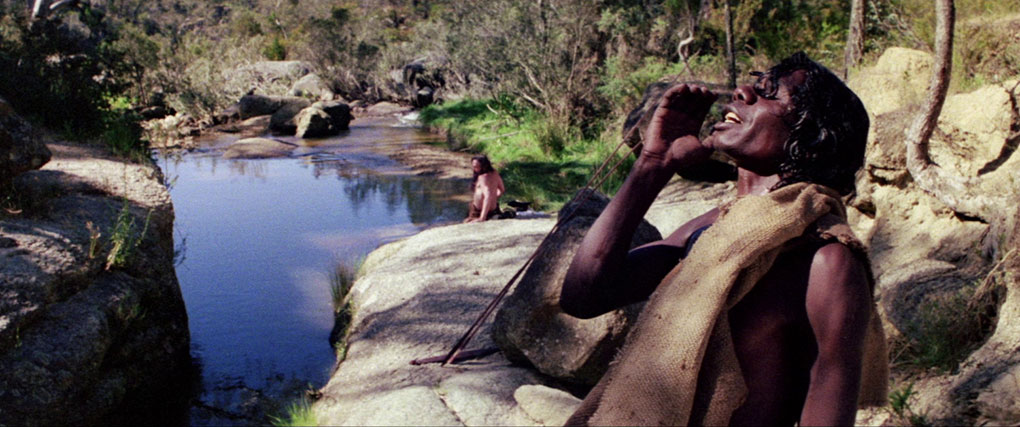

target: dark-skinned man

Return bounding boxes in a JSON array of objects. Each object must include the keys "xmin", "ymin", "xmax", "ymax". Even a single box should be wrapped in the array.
[{"xmin": 560, "ymin": 52, "xmax": 887, "ymax": 426}]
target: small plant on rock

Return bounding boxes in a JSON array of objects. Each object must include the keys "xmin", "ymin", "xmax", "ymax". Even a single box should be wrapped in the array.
[
  {"xmin": 328, "ymin": 257, "xmax": 364, "ymax": 361},
  {"xmin": 103, "ymin": 200, "xmax": 152, "ymax": 271},
  {"xmin": 888, "ymin": 383, "xmax": 930, "ymax": 426},
  {"xmin": 269, "ymin": 397, "xmax": 316, "ymax": 427}
]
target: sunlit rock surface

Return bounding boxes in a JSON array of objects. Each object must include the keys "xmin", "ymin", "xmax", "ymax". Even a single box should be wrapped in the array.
[
  {"xmin": 313, "ymin": 218, "xmax": 584, "ymax": 425},
  {"xmin": 0, "ymin": 141, "xmax": 189, "ymax": 425}
]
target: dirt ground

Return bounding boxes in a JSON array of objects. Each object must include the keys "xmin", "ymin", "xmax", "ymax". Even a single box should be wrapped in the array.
[{"xmin": 376, "ymin": 139, "xmax": 474, "ymax": 181}]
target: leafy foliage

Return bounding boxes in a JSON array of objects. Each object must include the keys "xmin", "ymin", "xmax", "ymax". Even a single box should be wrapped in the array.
[
  {"xmin": 0, "ymin": 2, "xmax": 149, "ymax": 155},
  {"xmin": 420, "ymin": 98, "xmax": 633, "ymax": 211},
  {"xmin": 3, "ymin": 0, "xmax": 1018, "ymax": 172},
  {"xmin": 893, "ymin": 282, "xmax": 999, "ymax": 373}
]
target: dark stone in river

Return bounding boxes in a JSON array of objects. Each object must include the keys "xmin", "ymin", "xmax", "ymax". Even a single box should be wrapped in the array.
[
  {"xmin": 239, "ymin": 94, "xmax": 310, "ymax": 121},
  {"xmin": 223, "ymin": 137, "xmax": 298, "ymax": 159},
  {"xmin": 0, "ymin": 96, "xmax": 51, "ymax": 186},
  {"xmin": 269, "ymin": 99, "xmax": 312, "ymax": 135},
  {"xmin": 492, "ymin": 188, "xmax": 661, "ymax": 385}
]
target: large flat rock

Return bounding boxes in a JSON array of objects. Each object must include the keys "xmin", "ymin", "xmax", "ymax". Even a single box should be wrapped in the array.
[
  {"xmin": 313, "ymin": 218, "xmax": 582, "ymax": 426},
  {"xmin": 0, "ymin": 141, "xmax": 189, "ymax": 424}
]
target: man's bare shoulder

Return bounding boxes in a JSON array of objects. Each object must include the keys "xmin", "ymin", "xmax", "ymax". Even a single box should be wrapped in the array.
[
  {"xmin": 477, "ymin": 171, "xmax": 499, "ymax": 186},
  {"xmin": 809, "ymin": 243, "xmax": 865, "ymax": 285},
  {"xmin": 805, "ymin": 241, "xmax": 871, "ymax": 329}
]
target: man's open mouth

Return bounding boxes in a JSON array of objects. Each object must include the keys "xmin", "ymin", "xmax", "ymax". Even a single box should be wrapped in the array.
[{"xmin": 724, "ymin": 111, "xmax": 742, "ymax": 124}]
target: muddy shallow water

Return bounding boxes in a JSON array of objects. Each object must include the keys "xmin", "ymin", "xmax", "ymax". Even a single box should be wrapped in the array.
[{"xmin": 157, "ymin": 117, "xmax": 468, "ymax": 424}]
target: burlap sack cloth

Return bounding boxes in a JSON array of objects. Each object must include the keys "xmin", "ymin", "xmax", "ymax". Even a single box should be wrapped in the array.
[{"xmin": 567, "ymin": 182, "xmax": 888, "ymax": 426}]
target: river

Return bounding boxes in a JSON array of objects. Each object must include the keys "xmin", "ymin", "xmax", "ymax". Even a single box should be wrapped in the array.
[{"xmin": 157, "ymin": 116, "xmax": 468, "ymax": 424}]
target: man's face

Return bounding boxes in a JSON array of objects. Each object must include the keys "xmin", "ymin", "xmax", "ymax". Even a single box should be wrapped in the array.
[
  {"xmin": 704, "ymin": 69, "xmax": 806, "ymax": 176},
  {"xmin": 472, "ymin": 159, "xmax": 482, "ymax": 174}
]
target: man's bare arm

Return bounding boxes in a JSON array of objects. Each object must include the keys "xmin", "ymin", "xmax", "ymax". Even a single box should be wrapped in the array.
[
  {"xmin": 495, "ymin": 173, "xmax": 505, "ymax": 198},
  {"xmin": 561, "ymin": 84, "xmax": 715, "ymax": 318},
  {"xmin": 477, "ymin": 173, "xmax": 499, "ymax": 221},
  {"xmin": 801, "ymin": 242, "xmax": 871, "ymax": 426}
]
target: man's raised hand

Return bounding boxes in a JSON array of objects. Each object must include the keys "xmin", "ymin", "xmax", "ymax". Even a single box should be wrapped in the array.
[{"xmin": 642, "ymin": 84, "xmax": 716, "ymax": 172}]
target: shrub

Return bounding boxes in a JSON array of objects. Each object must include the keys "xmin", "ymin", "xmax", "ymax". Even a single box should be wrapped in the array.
[
  {"xmin": 895, "ymin": 281, "xmax": 999, "ymax": 373},
  {"xmin": 0, "ymin": 3, "xmax": 135, "ymax": 137},
  {"xmin": 263, "ymin": 35, "xmax": 287, "ymax": 60}
]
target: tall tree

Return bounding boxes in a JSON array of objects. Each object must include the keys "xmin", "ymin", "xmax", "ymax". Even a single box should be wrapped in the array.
[
  {"xmin": 905, "ymin": 0, "xmax": 1012, "ymax": 251},
  {"xmin": 843, "ymin": 0, "xmax": 866, "ymax": 78},
  {"xmin": 723, "ymin": 0, "xmax": 736, "ymax": 88}
]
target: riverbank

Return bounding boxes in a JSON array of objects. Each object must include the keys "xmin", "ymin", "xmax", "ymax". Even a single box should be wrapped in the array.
[{"xmin": 0, "ymin": 139, "xmax": 191, "ymax": 424}]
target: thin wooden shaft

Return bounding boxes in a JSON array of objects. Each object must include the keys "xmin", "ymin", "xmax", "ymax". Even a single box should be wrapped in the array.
[
  {"xmin": 440, "ymin": 140, "xmax": 639, "ymax": 366},
  {"xmin": 436, "ymin": 73, "xmax": 715, "ymax": 366}
]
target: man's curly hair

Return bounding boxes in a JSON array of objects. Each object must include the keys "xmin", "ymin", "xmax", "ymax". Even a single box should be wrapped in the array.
[{"xmin": 766, "ymin": 52, "xmax": 870, "ymax": 196}]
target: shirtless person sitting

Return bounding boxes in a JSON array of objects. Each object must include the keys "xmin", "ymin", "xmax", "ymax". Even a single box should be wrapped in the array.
[
  {"xmin": 560, "ymin": 52, "xmax": 885, "ymax": 426},
  {"xmin": 464, "ymin": 155, "xmax": 505, "ymax": 223}
]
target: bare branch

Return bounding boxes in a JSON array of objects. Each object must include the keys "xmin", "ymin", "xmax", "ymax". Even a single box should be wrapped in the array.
[
  {"xmin": 518, "ymin": 62, "xmax": 549, "ymax": 108},
  {"xmin": 904, "ymin": 0, "xmax": 1006, "ymax": 221},
  {"xmin": 31, "ymin": 0, "xmax": 47, "ymax": 19},
  {"xmin": 844, "ymin": 0, "xmax": 867, "ymax": 79}
]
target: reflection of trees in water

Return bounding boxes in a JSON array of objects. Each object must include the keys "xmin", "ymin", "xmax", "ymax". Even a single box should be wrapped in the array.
[
  {"xmin": 401, "ymin": 178, "xmax": 469, "ymax": 225},
  {"xmin": 310, "ymin": 158, "xmax": 464, "ymax": 226},
  {"xmin": 346, "ymin": 176, "xmax": 465, "ymax": 226},
  {"xmin": 227, "ymin": 160, "xmax": 268, "ymax": 179},
  {"xmin": 161, "ymin": 153, "xmax": 270, "ymax": 180}
]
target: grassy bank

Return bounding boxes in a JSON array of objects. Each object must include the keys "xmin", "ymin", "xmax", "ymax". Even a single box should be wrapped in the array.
[{"xmin": 419, "ymin": 99, "xmax": 634, "ymax": 212}]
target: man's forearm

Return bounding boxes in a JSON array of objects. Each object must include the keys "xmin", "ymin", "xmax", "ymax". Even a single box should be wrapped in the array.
[
  {"xmin": 561, "ymin": 155, "xmax": 675, "ymax": 317},
  {"xmin": 479, "ymin": 192, "xmax": 494, "ymax": 220}
]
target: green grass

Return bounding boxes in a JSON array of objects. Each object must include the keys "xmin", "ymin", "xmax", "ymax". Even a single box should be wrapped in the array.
[
  {"xmin": 894, "ymin": 282, "xmax": 997, "ymax": 374},
  {"xmin": 100, "ymin": 97, "xmax": 151, "ymax": 162},
  {"xmin": 103, "ymin": 200, "xmax": 152, "ymax": 271},
  {"xmin": 419, "ymin": 98, "xmax": 633, "ymax": 212},
  {"xmin": 888, "ymin": 382, "xmax": 931, "ymax": 426},
  {"xmin": 328, "ymin": 257, "xmax": 364, "ymax": 360},
  {"xmin": 270, "ymin": 398, "xmax": 317, "ymax": 427},
  {"xmin": 329, "ymin": 257, "xmax": 364, "ymax": 311}
]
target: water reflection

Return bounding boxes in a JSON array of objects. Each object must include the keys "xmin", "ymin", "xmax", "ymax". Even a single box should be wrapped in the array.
[{"xmin": 159, "ymin": 121, "xmax": 467, "ymax": 425}]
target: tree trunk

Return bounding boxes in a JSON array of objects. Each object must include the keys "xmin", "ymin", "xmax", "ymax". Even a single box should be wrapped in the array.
[
  {"xmin": 724, "ymin": 0, "xmax": 736, "ymax": 89},
  {"xmin": 844, "ymin": 0, "xmax": 867, "ymax": 79},
  {"xmin": 31, "ymin": 0, "xmax": 47, "ymax": 19},
  {"xmin": 905, "ymin": 0, "xmax": 1009, "ymax": 244}
]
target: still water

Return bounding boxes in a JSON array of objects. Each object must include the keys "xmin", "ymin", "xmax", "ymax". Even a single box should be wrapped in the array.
[{"xmin": 157, "ymin": 117, "xmax": 467, "ymax": 423}]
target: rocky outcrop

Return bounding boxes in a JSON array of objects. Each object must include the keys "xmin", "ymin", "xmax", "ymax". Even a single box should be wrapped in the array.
[
  {"xmin": 379, "ymin": 57, "xmax": 447, "ymax": 108},
  {"xmin": 492, "ymin": 190, "xmax": 661, "ymax": 385},
  {"xmin": 230, "ymin": 60, "xmax": 314, "ymax": 98},
  {"xmin": 295, "ymin": 106, "xmax": 333, "ymax": 138},
  {"xmin": 222, "ymin": 137, "xmax": 297, "ymax": 159},
  {"xmin": 269, "ymin": 99, "xmax": 312, "ymax": 135},
  {"xmin": 0, "ymin": 97, "xmax": 51, "ymax": 186},
  {"xmin": 312, "ymin": 218, "xmax": 584, "ymax": 425},
  {"xmin": 289, "ymin": 73, "xmax": 335, "ymax": 101},
  {"xmin": 315, "ymin": 100, "xmax": 353, "ymax": 131},
  {"xmin": 361, "ymin": 101, "xmax": 413, "ymax": 117},
  {"xmin": 848, "ymin": 47, "xmax": 1020, "ymax": 425},
  {"xmin": 295, "ymin": 101, "xmax": 353, "ymax": 138},
  {"xmin": 239, "ymin": 94, "xmax": 310, "ymax": 121},
  {"xmin": 237, "ymin": 95, "xmax": 350, "ymax": 138},
  {"xmin": 0, "ymin": 141, "xmax": 190, "ymax": 425}
]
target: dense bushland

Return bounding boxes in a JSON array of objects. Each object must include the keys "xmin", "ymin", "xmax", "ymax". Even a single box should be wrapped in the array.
[
  {"xmin": 2, "ymin": 0, "xmax": 1018, "ymax": 174},
  {"xmin": 0, "ymin": 2, "xmax": 147, "ymax": 157}
]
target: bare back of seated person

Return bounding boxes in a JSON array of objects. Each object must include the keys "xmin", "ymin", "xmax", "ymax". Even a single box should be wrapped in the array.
[{"xmin": 560, "ymin": 52, "xmax": 874, "ymax": 425}]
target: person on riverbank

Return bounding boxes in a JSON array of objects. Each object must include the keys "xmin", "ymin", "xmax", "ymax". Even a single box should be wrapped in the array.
[
  {"xmin": 464, "ymin": 155, "xmax": 505, "ymax": 223},
  {"xmin": 559, "ymin": 52, "xmax": 887, "ymax": 425}
]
